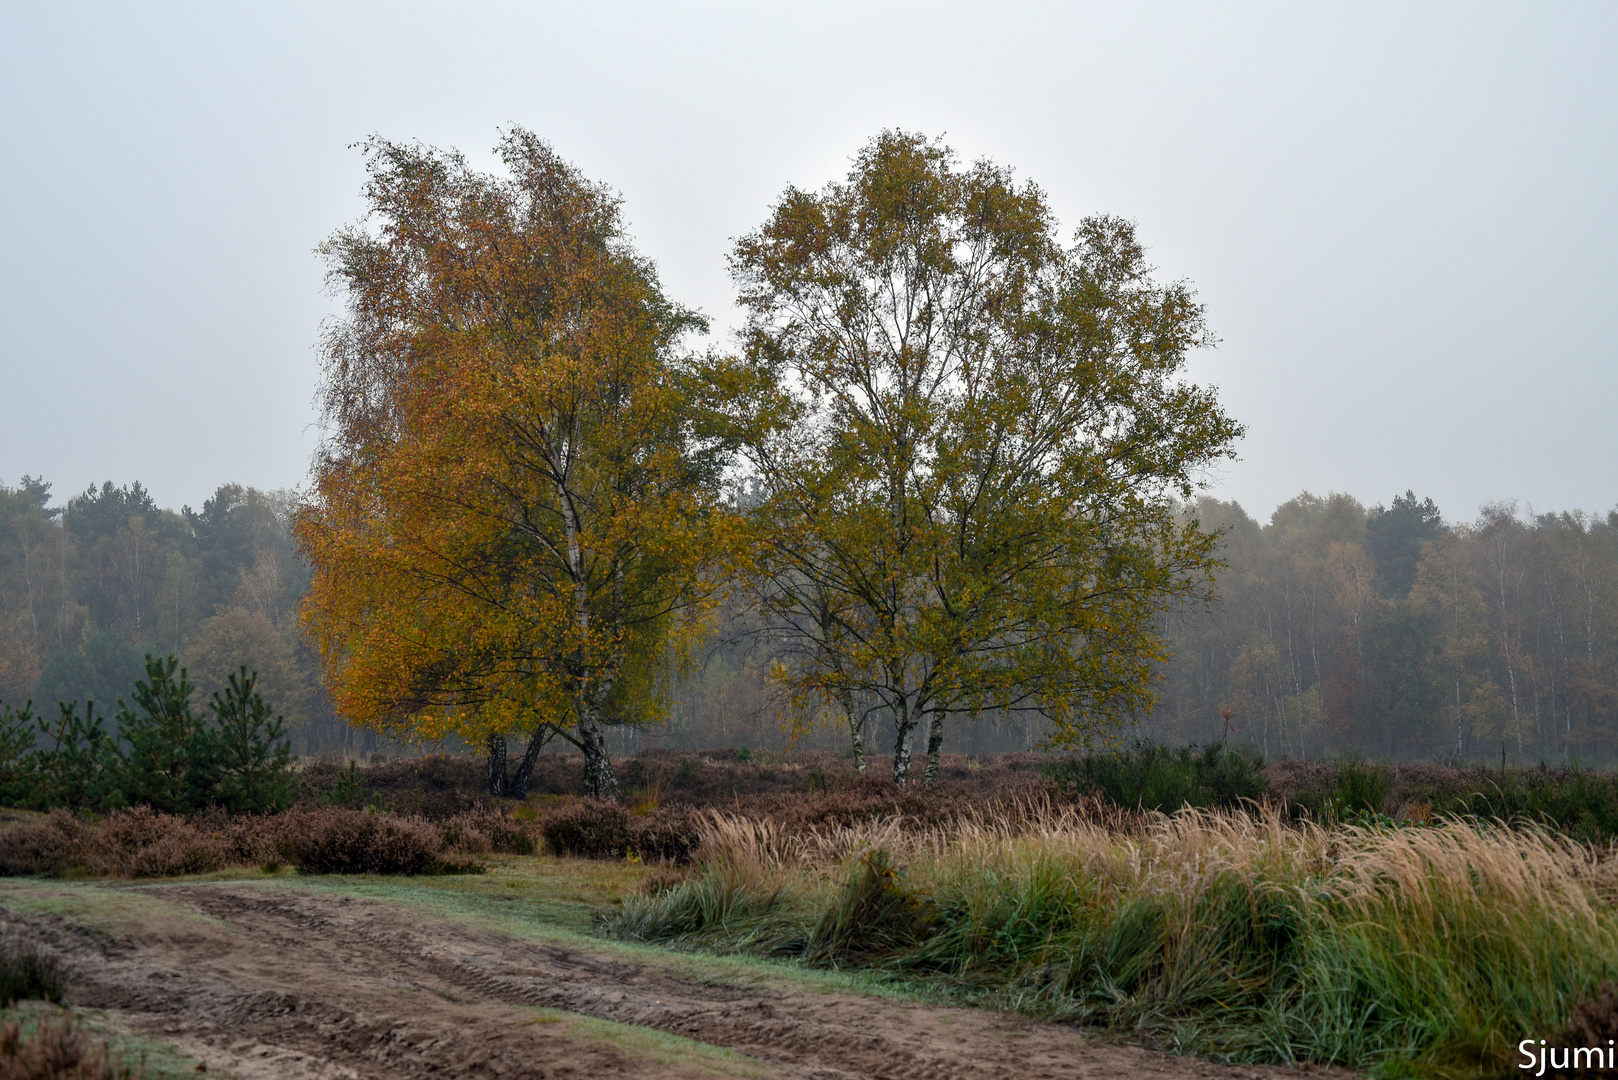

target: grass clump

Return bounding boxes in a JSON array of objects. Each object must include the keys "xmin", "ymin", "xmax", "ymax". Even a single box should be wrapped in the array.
[
  {"xmin": 0, "ymin": 933, "xmax": 63, "ymax": 1006},
  {"xmin": 608, "ymin": 806, "xmax": 1618, "ymax": 1077},
  {"xmin": 0, "ymin": 1016, "xmax": 146, "ymax": 1079}
]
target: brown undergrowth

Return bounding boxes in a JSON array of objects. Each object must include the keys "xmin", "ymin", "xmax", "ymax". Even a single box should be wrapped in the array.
[
  {"xmin": 0, "ymin": 806, "xmax": 528, "ymax": 878},
  {"xmin": 0, "ymin": 754, "xmax": 1100, "ymax": 879},
  {"xmin": 0, "ymin": 1016, "xmax": 145, "ymax": 1080}
]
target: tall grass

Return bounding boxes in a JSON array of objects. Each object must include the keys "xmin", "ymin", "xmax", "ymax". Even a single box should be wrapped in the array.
[{"xmin": 608, "ymin": 805, "xmax": 1618, "ymax": 1077}]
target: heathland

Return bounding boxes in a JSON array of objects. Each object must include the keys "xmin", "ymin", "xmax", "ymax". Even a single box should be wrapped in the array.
[{"xmin": 6, "ymin": 747, "xmax": 1618, "ymax": 1078}]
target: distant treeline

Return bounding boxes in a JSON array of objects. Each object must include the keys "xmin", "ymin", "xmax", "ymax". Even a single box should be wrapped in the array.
[
  {"xmin": 0, "ymin": 477, "xmax": 359, "ymax": 755},
  {"xmin": 2, "ymin": 477, "xmax": 1614, "ymax": 763},
  {"xmin": 1150, "ymin": 491, "xmax": 1618, "ymax": 764}
]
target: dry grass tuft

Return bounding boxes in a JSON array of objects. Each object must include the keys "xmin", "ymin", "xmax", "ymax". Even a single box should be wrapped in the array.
[
  {"xmin": 0, "ymin": 1016, "xmax": 143, "ymax": 1080},
  {"xmin": 612, "ymin": 801, "xmax": 1618, "ymax": 1077}
]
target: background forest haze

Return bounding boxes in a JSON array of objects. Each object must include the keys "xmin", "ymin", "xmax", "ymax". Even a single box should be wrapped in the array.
[
  {"xmin": 1, "ymin": 4, "xmax": 1613, "ymax": 767},
  {"xmin": 3, "ymin": 475, "xmax": 1613, "ymax": 766}
]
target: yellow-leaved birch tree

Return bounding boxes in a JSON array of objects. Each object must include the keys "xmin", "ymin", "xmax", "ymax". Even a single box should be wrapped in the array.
[{"xmin": 296, "ymin": 131, "xmax": 725, "ymax": 799}]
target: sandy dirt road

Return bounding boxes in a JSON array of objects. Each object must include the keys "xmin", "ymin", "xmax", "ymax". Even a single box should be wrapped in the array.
[{"xmin": 4, "ymin": 880, "xmax": 1354, "ymax": 1080}]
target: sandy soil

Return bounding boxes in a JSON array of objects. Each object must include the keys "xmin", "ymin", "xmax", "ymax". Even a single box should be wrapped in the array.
[{"xmin": 5, "ymin": 881, "xmax": 1356, "ymax": 1080}]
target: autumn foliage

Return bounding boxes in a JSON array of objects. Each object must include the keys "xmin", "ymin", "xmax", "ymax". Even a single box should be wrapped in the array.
[{"xmin": 296, "ymin": 131, "xmax": 726, "ymax": 797}]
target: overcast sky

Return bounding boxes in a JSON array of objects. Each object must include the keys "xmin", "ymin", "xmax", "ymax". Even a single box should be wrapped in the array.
[{"xmin": 2, "ymin": 2, "xmax": 1613, "ymax": 526}]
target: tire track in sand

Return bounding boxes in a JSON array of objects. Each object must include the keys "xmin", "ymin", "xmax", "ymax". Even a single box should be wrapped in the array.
[{"xmin": 6, "ymin": 882, "xmax": 1356, "ymax": 1080}]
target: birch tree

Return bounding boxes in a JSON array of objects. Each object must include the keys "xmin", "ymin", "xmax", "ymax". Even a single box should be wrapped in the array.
[
  {"xmin": 297, "ymin": 131, "xmax": 723, "ymax": 799},
  {"xmin": 715, "ymin": 132, "xmax": 1242, "ymax": 784}
]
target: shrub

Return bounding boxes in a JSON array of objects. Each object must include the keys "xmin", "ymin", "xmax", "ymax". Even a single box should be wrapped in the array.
[
  {"xmin": 1552, "ymin": 982, "xmax": 1618, "ymax": 1078},
  {"xmin": 1043, "ymin": 742, "xmax": 1267, "ymax": 811},
  {"xmin": 0, "ymin": 931, "xmax": 63, "ymax": 1005},
  {"xmin": 97, "ymin": 808, "xmax": 229, "ymax": 878},
  {"xmin": 0, "ymin": 1016, "xmax": 144, "ymax": 1079},
  {"xmin": 0, "ymin": 811, "xmax": 95, "ymax": 877},
  {"xmin": 276, "ymin": 807, "xmax": 458, "ymax": 875},
  {"xmin": 0, "ymin": 805, "xmax": 511, "ymax": 878},
  {"xmin": 537, "ymin": 800, "xmax": 704, "ymax": 862},
  {"xmin": 541, "ymin": 800, "xmax": 632, "ymax": 858}
]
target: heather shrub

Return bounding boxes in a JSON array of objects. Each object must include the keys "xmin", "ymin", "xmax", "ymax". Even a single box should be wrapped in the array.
[
  {"xmin": 0, "ymin": 1016, "xmax": 144, "ymax": 1079},
  {"xmin": 537, "ymin": 799, "xmax": 704, "ymax": 862},
  {"xmin": 275, "ymin": 807, "xmax": 455, "ymax": 875},
  {"xmin": 120, "ymin": 827, "xmax": 227, "ymax": 879},
  {"xmin": 629, "ymin": 806, "xmax": 704, "ymax": 862},
  {"xmin": 0, "ymin": 805, "xmax": 519, "ymax": 878},
  {"xmin": 1551, "ymin": 982, "xmax": 1618, "ymax": 1077},
  {"xmin": 541, "ymin": 800, "xmax": 632, "ymax": 858},
  {"xmin": 441, "ymin": 809, "xmax": 536, "ymax": 855},
  {"xmin": 89, "ymin": 808, "xmax": 235, "ymax": 878},
  {"xmin": 0, "ymin": 811, "xmax": 95, "ymax": 877}
]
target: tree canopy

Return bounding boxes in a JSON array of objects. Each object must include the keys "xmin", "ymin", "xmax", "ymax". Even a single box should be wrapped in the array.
[
  {"xmin": 710, "ymin": 131, "xmax": 1243, "ymax": 783},
  {"xmin": 295, "ymin": 129, "xmax": 725, "ymax": 798}
]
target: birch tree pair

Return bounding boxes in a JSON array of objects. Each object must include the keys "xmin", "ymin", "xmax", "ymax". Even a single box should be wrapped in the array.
[{"xmin": 298, "ymin": 129, "xmax": 1241, "ymax": 793}]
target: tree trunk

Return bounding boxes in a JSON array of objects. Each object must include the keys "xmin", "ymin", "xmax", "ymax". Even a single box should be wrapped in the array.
[
  {"xmin": 922, "ymin": 711, "xmax": 944, "ymax": 785},
  {"xmin": 485, "ymin": 732, "xmax": 509, "ymax": 796},
  {"xmin": 839, "ymin": 691, "xmax": 865, "ymax": 774},
  {"xmin": 506, "ymin": 721, "xmax": 556, "ymax": 798},
  {"xmin": 891, "ymin": 701, "xmax": 914, "ymax": 786},
  {"xmin": 580, "ymin": 713, "xmax": 619, "ymax": 801}
]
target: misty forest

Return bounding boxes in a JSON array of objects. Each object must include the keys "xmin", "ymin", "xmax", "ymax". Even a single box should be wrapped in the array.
[
  {"xmin": 1, "ymin": 476, "xmax": 1612, "ymax": 768},
  {"xmin": 6, "ymin": 127, "xmax": 1618, "ymax": 1080}
]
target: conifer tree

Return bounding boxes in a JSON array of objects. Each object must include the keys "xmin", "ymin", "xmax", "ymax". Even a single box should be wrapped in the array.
[
  {"xmin": 209, "ymin": 666, "xmax": 294, "ymax": 813},
  {"xmin": 31, "ymin": 700, "xmax": 113, "ymax": 809},
  {"xmin": 0, "ymin": 700, "xmax": 34, "ymax": 806},
  {"xmin": 113, "ymin": 655, "xmax": 216, "ymax": 812}
]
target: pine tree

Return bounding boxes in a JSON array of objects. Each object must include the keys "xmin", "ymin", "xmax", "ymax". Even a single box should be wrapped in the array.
[
  {"xmin": 31, "ymin": 700, "xmax": 114, "ymax": 809},
  {"xmin": 0, "ymin": 700, "xmax": 34, "ymax": 806},
  {"xmin": 114, "ymin": 655, "xmax": 216, "ymax": 812},
  {"xmin": 209, "ymin": 666, "xmax": 293, "ymax": 813}
]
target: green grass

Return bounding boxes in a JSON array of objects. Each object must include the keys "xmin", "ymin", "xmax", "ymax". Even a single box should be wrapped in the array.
[
  {"xmin": 508, "ymin": 1005, "xmax": 771, "ymax": 1077},
  {"xmin": 604, "ymin": 808, "xmax": 1618, "ymax": 1079},
  {"xmin": 0, "ymin": 879, "xmax": 229, "ymax": 935}
]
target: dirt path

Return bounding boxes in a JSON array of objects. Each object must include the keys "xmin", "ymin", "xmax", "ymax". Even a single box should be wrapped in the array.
[{"xmin": 6, "ymin": 881, "xmax": 1354, "ymax": 1080}]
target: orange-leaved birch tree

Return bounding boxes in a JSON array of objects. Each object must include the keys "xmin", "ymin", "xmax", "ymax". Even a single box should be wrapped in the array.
[
  {"xmin": 295, "ymin": 131, "xmax": 725, "ymax": 799},
  {"xmin": 708, "ymin": 131, "xmax": 1243, "ymax": 785}
]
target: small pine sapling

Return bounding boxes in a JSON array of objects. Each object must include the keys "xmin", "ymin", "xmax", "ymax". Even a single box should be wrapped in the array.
[
  {"xmin": 114, "ymin": 655, "xmax": 218, "ymax": 813},
  {"xmin": 209, "ymin": 666, "xmax": 294, "ymax": 813},
  {"xmin": 0, "ymin": 701, "xmax": 36, "ymax": 807},
  {"xmin": 30, "ymin": 700, "xmax": 113, "ymax": 810}
]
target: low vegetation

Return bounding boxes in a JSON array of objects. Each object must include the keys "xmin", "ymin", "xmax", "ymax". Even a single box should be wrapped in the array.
[
  {"xmin": 0, "ymin": 805, "xmax": 518, "ymax": 878},
  {"xmin": 0, "ymin": 930, "xmax": 62, "ymax": 1007},
  {"xmin": 0, "ymin": 1016, "xmax": 146, "ymax": 1080},
  {"xmin": 607, "ymin": 804, "xmax": 1618, "ymax": 1077},
  {"xmin": 11, "ymin": 744, "xmax": 1618, "ymax": 1076},
  {"xmin": 0, "ymin": 656, "xmax": 293, "ymax": 816}
]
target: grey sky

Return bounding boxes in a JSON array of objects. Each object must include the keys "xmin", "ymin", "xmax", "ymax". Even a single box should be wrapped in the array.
[{"xmin": 2, "ymin": 2, "xmax": 1613, "ymax": 526}]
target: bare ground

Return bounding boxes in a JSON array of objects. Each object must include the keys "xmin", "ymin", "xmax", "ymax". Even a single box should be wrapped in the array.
[{"xmin": 4, "ymin": 880, "xmax": 1356, "ymax": 1080}]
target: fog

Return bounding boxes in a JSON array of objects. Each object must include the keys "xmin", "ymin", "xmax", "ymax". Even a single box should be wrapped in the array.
[{"xmin": 2, "ymin": 2, "xmax": 1614, "ymax": 522}]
